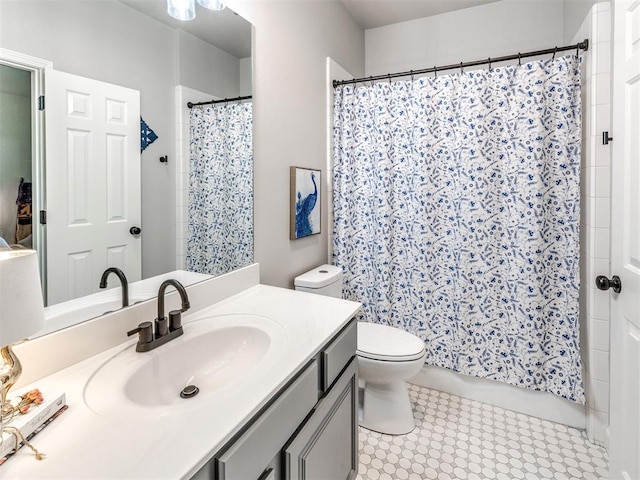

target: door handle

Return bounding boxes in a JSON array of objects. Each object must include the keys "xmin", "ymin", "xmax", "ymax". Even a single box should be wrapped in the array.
[
  {"xmin": 129, "ymin": 226, "xmax": 142, "ymax": 236},
  {"xmin": 595, "ymin": 275, "xmax": 622, "ymax": 294}
]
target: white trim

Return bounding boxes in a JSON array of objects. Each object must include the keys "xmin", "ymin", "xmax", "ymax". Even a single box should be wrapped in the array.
[
  {"xmin": 0, "ymin": 48, "xmax": 52, "ymax": 300},
  {"xmin": 325, "ymin": 57, "xmax": 354, "ymax": 264},
  {"xmin": 0, "ymin": 48, "xmax": 53, "ymax": 70}
]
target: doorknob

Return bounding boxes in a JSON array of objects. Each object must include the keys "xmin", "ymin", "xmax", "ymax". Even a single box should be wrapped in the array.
[
  {"xmin": 595, "ymin": 275, "xmax": 622, "ymax": 294},
  {"xmin": 129, "ymin": 226, "xmax": 142, "ymax": 236}
]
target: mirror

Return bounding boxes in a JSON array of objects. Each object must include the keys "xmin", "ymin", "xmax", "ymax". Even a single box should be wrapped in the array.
[{"xmin": 0, "ymin": 0, "xmax": 253, "ymax": 336}]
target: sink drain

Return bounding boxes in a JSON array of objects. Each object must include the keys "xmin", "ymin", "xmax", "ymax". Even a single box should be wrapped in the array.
[{"xmin": 180, "ymin": 385, "xmax": 199, "ymax": 399}]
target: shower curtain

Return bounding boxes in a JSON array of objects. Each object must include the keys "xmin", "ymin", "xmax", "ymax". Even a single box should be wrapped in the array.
[
  {"xmin": 333, "ymin": 55, "xmax": 584, "ymax": 402},
  {"xmin": 186, "ymin": 101, "xmax": 253, "ymax": 276}
]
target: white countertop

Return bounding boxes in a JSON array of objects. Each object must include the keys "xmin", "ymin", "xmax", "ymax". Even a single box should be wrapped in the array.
[{"xmin": 1, "ymin": 284, "xmax": 361, "ymax": 479}]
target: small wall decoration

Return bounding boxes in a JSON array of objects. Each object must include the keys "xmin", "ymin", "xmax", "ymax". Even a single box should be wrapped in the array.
[
  {"xmin": 290, "ymin": 167, "xmax": 321, "ymax": 240},
  {"xmin": 140, "ymin": 117, "xmax": 158, "ymax": 152}
]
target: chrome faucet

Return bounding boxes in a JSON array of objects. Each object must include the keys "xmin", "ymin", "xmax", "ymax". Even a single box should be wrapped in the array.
[
  {"xmin": 127, "ymin": 279, "xmax": 190, "ymax": 352},
  {"xmin": 99, "ymin": 267, "xmax": 129, "ymax": 308}
]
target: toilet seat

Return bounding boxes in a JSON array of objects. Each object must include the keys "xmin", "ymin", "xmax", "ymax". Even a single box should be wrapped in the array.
[{"xmin": 357, "ymin": 322, "xmax": 426, "ymax": 362}]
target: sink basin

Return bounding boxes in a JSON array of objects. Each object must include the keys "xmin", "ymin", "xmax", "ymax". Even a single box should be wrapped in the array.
[
  {"xmin": 84, "ymin": 314, "xmax": 287, "ymax": 418},
  {"xmin": 125, "ymin": 326, "xmax": 270, "ymax": 406}
]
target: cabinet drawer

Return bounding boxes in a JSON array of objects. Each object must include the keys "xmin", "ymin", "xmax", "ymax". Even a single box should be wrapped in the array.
[
  {"xmin": 216, "ymin": 360, "xmax": 318, "ymax": 480},
  {"xmin": 284, "ymin": 357, "xmax": 358, "ymax": 480},
  {"xmin": 322, "ymin": 319, "xmax": 357, "ymax": 391}
]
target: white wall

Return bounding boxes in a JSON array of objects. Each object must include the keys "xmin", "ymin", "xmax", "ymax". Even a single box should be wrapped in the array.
[
  {"xmin": 0, "ymin": 65, "xmax": 31, "ymax": 244},
  {"xmin": 564, "ymin": 0, "xmax": 599, "ymax": 43},
  {"xmin": 225, "ymin": 0, "xmax": 365, "ymax": 288},
  {"xmin": 0, "ymin": 0, "xmax": 243, "ymax": 280},
  {"xmin": 365, "ymin": 0, "xmax": 564, "ymax": 77},
  {"xmin": 239, "ymin": 56, "xmax": 252, "ymax": 97},
  {"xmin": 178, "ymin": 29, "xmax": 242, "ymax": 99}
]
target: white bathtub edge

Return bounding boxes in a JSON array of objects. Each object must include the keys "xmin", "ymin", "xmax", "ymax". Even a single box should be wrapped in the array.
[{"xmin": 409, "ymin": 364, "xmax": 586, "ymax": 429}]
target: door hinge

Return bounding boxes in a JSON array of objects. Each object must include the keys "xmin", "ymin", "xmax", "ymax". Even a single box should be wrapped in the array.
[
  {"xmin": 39, "ymin": 210, "xmax": 47, "ymax": 225},
  {"xmin": 603, "ymin": 131, "xmax": 613, "ymax": 145},
  {"xmin": 38, "ymin": 95, "xmax": 45, "ymax": 111}
]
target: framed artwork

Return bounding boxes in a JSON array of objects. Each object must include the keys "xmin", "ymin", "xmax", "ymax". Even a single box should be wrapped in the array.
[{"xmin": 290, "ymin": 167, "xmax": 321, "ymax": 240}]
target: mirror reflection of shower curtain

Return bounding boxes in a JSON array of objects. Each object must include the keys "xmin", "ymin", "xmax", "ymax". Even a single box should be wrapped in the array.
[
  {"xmin": 186, "ymin": 102, "xmax": 253, "ymax": 276},
  {"xmin": 333, "ymin": 55, "xmax": 584, "ymax": 403}
]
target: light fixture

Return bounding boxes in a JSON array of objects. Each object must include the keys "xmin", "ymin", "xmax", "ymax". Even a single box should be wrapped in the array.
[
  {"xmin": 167, "ymin": 0, "xmax": 225, "ymax": 21},
  {"xmin": 197, "ymin": 0, "xmax": 225, "ymax": 11},
  {"xmin": 167, "ymin": 0, "xmax": 196, "ymax": 21},
  {"xmin": 0, "ymin": 250, "xmax": 45, "ymax": 421}
]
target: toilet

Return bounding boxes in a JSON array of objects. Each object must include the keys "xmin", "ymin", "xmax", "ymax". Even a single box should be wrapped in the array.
[{"xmin": 294, "ymin": 264, "xmax": 427, "ymax": 435}]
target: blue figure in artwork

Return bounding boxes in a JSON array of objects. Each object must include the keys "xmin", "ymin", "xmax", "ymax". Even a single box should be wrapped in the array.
[{"xmin": 295, "ymin": 172, "xmax": 318, "ymax": 238}]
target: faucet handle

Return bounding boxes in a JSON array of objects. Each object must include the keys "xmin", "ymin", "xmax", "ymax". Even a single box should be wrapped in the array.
[
  {"xmin": 155, "ymin": 317, "xmax": 168, "ymax": 338},
  {"xmin": 169, "ymin": 310, "xmax": 182, "ymax": 331},
  {"xmin": 127, "ymin": 322, "xmax": 153, "ymax": 344}
]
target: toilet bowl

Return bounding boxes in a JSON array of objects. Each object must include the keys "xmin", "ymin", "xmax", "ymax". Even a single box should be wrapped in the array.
[{"xmin": 294, "ymin": 264, "xmax": 427, "ymax": 435}]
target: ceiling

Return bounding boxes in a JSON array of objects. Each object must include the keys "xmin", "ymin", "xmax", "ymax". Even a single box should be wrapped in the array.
[
  {"xmin": 118, "ymin": 0, "xmax": 251, "ymax": 58},
  {"xmin": 118, "ymin": 0, "xmax": 502, "ymax": 57},
  {"xmin": 340, "ymin": 0, "xmax": 501, "ymax": 29}
]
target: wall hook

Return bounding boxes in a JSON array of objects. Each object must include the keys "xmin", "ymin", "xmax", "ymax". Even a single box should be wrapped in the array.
[
  {"xmin": 603, "ymin": 131, "xmax": 613, "ymax": 145},
  {"xmin": 159, "ymin": 156, "xmax": 168, "ymax": 163}
]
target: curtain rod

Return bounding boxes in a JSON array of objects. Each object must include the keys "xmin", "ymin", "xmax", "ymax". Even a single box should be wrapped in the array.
[
  {"xmin": 187, "ymin": 95, "xmax": 253, "ymax": 108},
  {"xmin": 333, "ymin": 39, "xmax": 589, "ymax": 88}
]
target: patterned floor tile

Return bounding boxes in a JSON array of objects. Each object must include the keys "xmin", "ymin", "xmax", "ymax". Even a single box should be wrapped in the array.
[{"xmin": 356, "ymin": 384, "xmax": 608, "ymax": 480}]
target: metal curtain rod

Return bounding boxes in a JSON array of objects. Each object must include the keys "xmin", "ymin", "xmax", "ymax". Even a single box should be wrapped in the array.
[
  {"xmin": 187, "ymin": 95, "xmax": 253, "ymax": 108},
  {"xmin": 333, "ymin": 39, "xmax": 589, "ymax": 88}
]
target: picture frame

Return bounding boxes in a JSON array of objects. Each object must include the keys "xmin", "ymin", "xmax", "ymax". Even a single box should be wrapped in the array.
[{"xmin": 290, "ymin": 167, "xmax": 321, "ymax": 240}]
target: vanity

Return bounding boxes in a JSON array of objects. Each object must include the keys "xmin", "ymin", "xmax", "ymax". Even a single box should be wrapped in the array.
[{"xmin": 2, "ymin": 264, "xmax": 361, "ymax": 479}]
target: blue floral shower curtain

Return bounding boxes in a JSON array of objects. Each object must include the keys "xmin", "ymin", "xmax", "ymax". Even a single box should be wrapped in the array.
[
  {"xmin": 186, "ymin": 102, "xmax": 253, "ymax": 276},
  {"xmin": 333, "ymin": 55, "xmax": 584, "ymax": 402}
]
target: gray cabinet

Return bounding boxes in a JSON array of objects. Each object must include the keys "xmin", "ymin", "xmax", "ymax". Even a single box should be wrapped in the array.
[
  {"xmin": 191, "ymin": 318, "xmax": 358, "ymax": 480},
  {"xmin": 284, "ymin": 358, "xmax": 358, "ymax": 480},
  {"xmin": 216, "ymin": 360, "xmax": 319, "ymax": 480}
]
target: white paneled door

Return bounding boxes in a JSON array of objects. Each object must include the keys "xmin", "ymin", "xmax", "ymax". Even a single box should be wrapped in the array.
[
  {"xmin": 45, "ymin": 70, "xmax": 141, "ymax": 305},
  {"xmin": 609, "ymin": 1, "xmax": 640, "ymax": 478}
]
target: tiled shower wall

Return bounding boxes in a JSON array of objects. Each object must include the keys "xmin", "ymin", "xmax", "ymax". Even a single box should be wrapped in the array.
[{"xmin": 574, "ymin": 1, "xmax": 612, "ymax": 446}]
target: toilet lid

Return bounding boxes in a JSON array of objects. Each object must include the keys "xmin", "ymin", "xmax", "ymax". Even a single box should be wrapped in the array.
[{"xmin": 357, "ymin": 322, "xmax": 426, "ymax": 362}]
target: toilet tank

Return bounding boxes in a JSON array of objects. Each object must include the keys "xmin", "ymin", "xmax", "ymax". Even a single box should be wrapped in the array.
[{"xmin": 294, "ymin": 264, "xmax": 343, "ymax": 298}]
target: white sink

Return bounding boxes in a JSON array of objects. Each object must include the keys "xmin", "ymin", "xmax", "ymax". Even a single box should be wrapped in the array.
[{"xmin": 83, "ymin": 314, "xmax": 287, "ymax": 418}]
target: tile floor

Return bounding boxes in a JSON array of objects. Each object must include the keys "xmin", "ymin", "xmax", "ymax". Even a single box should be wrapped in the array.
[{"xmin": 356, "ymin": 384, "xmax": 609, "ymax": 480}]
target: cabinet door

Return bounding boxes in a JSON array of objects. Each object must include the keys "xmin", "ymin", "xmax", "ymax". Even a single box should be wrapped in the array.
[
  {"xmin": 321, "ymin": 319, "xmax": 357, "ymax": 392},
  {"xmin": 216, "ymin": 360, "xmax": 319, "ymax": 480},
  {"xmin": 284, "ymin": 358, "xmax": 358, "ymax": 480}
]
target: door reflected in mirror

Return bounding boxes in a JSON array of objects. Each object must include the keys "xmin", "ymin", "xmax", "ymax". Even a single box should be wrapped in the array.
[{"xmin": 0, "ymin": 0, "xmax": 253, "ymax": 337}]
